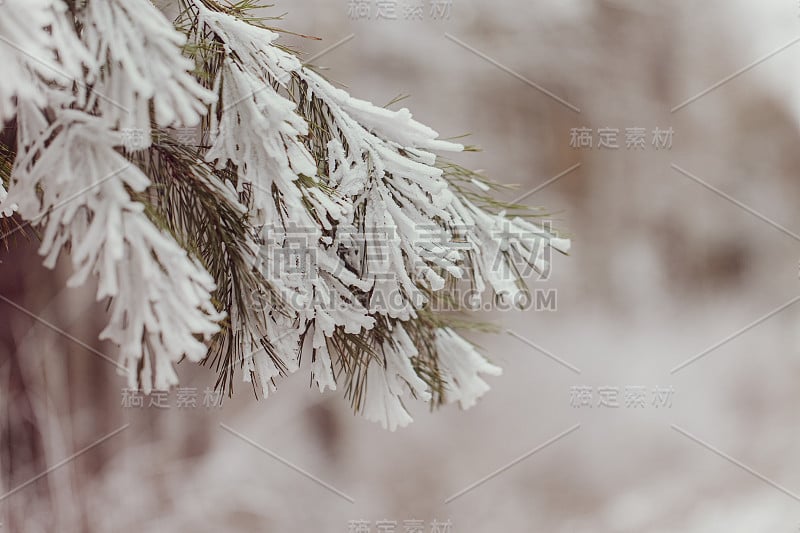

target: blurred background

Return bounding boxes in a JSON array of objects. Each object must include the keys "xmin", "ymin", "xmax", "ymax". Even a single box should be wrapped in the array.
[{"xmin": 3, "ymin": 0, "xmax": 800, "ymax": 531}]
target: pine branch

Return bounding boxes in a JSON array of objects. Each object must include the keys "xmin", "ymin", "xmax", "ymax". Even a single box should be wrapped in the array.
[{"xmin": 0, "ymin": 0, "xmax": 572, "ymax": 429}]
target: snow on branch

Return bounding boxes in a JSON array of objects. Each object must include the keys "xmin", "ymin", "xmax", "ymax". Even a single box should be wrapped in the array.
[
  {"xmin": 5, "ymin": 112, "xmax": 223, "ymax": 391},
  {"xmin": 82, "ymin": 0, "xmax": 216, "ymax": 145},
  {"xmin": 0, "ymin": 0, "xmax": 572, "ymax": 430}
]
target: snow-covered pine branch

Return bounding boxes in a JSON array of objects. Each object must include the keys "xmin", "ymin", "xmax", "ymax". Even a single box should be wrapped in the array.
[
  {"xmin": 2, "ymin": 0, "xmax": 226, "ymax": 392},
  {"xmin": 0, "ymin": 0, "xmax": 570, "ymax": 430}
]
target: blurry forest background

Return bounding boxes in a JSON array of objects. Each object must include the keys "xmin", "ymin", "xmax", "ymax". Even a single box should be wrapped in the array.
[{"xmin": 2, "ymin": 1, "xmax": 800, "ymax": 531}]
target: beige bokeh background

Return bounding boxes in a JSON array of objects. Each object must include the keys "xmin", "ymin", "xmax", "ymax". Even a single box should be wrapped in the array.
[{"xmin": 2, "ymin": 1, "xmax": 800, "ymax": 531}]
